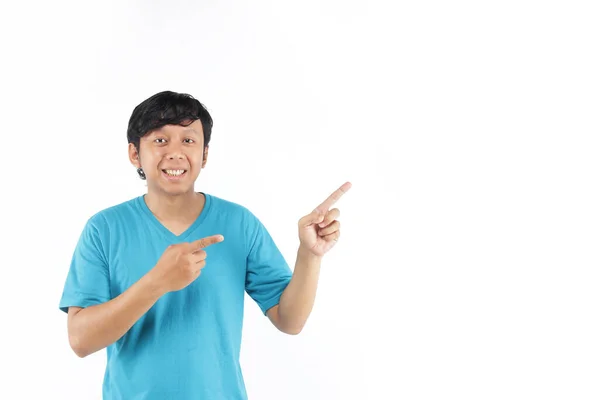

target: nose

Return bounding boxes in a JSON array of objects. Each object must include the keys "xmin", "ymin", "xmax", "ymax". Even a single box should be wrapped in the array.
[
  {"xmin": 167, "ymin": 152, "xmax": 184, "ymax": 160},
  {"xmin": 166, "ymin": 142, "xmax": 185, "ymax": 160}
]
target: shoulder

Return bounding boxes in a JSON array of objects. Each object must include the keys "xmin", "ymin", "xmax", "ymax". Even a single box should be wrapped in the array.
[
  {"xmin": 85, "ymin": 196, "xmax": 141, "ymax": 231},
  {"xmin": 205, "ymin": 193, "xmax": 260, "ymax": 223}
]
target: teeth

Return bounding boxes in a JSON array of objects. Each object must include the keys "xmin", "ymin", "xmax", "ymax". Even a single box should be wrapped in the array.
[{"xmin": 165, "ymin": 169, "xmax": 185, "ymax": 176}]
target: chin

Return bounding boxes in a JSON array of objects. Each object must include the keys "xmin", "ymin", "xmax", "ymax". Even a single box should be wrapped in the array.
[
  {"xmin": 162, "ymin": 185, "xmax": 196, "ymax": 196},
  {"xmin": 147, "ymin": 181, "xmax": 194, "ymax": 197}
]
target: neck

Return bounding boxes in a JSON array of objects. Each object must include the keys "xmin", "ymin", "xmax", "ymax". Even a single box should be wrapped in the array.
[{"xmin": 144, "ymin": 190, "xmax": 204, "ymax": 221}]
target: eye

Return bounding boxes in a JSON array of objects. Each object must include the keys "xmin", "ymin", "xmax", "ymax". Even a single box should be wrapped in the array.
[
  {"xmin": 154, "ymin": 138, "xmax": 167, "ymax": 144},
  {"xmin": 184, "ymin": 138, "xmax": 195, "ymax": 144}
]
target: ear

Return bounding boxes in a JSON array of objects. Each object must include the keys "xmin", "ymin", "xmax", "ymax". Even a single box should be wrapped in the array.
[
  {"xmin": 128, "ymin": 143, "xmax": 141, "ymax": 168},
  {"xmin": 202, "ymin": 146, "xmax": 209, "ymax": 168}
]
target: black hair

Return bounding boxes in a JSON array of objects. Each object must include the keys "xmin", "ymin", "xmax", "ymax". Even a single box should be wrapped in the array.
[{"xmin": 127, "ymin": 91, "xmax": 213, "ymax": 179}]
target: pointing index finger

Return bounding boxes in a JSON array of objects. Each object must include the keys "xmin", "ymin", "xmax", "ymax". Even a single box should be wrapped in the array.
[
  {"xmin": 315, "ymin": 181, "xmax": 352, "ymax": 213},
  {"xmin": 191, "ymin": 234, "xmax": 224, "ymax": 251}
]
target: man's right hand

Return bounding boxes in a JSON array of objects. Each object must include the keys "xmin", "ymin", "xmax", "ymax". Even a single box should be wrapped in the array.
[{"xmin": 150, "ymin": 234, "xmax": 225, "ymax": 294}]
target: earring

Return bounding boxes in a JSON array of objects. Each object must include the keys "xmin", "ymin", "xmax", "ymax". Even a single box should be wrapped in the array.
[{"xmin": 137, "ymin": 167, "xmax": 146, "ymax": 180}]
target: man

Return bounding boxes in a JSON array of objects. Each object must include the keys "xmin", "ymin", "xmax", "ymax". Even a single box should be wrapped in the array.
[{"xmin": 59, "ymin": 90, "xmax": 351, "ymax": 399}]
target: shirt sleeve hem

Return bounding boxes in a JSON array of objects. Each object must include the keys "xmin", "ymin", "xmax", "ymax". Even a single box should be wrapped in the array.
[{"xmin": 59, "ymin": 293, "xmax": 110, "ymax": 314}]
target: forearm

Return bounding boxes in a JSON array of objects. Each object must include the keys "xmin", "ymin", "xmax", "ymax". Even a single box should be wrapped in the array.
[
  {"xmin": 68, "ymin": 273, "xmax": 164, "ymax": 357},
  {"xmin": 277, "ymin": 247, "xmax": 322, "ymax": 333}
]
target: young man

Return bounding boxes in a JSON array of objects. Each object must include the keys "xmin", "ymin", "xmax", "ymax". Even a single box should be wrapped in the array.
[{"xmin": 59, "ymin": 90, "xmax": 351, "ymax": 399}]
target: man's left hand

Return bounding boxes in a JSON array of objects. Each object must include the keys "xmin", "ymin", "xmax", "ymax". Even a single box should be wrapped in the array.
[{"xmin": 298, "ymin": 182, "xmax": 352, "ymax": 257}]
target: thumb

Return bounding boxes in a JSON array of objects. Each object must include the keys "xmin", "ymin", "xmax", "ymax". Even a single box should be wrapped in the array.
[
  {"xmin": 191, "ymin": 234, "xmax": 224, "ymax": 251},
  {"xmin": 300, "ymin": 209, "xmax": 325, "ymax": 227}
]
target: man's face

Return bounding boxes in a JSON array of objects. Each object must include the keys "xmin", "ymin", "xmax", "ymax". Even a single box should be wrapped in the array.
[{"xmin": 129, "ymin": 119, "xmax": 208, "ymax": 196}]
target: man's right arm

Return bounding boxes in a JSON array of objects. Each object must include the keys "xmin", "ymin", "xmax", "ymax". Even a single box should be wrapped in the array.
[
  {"xmin": 65, "ymin": 234, "xmax": 224, "ymax": 358},
  {"xmin": 67, "ymin": 273, "xmax": 165, "ymax": 358}
]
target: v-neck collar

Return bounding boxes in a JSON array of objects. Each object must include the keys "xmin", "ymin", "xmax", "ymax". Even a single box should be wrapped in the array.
[{"xmin": 135, "ymin": 192, "xmax": 212, "ymax": 242}]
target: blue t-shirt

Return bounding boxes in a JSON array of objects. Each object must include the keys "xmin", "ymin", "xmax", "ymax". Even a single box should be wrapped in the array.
[{"xmin": 59, "ymin": 193, "xmax": 292, "ymax": 399}]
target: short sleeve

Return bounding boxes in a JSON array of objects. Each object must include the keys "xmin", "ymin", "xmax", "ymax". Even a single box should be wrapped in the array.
[
  {"xmin": 245, "ymin": 216, "xmax": 292, "ymax": 315},
  {"xmin": 59, "ymin": 216, "xmax": 111, "ymax": 313}
]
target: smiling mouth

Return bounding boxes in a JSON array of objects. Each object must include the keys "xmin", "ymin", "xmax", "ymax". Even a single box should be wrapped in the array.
[{"xmin": 162, "ymin": 169, "xmax": 187, "ymax": 177}]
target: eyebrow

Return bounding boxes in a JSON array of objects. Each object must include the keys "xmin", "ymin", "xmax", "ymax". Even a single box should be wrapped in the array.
[
  {"xmin": 151, "ymin": 126, "xmax": 200, "ymax": 136},
  {"xmin": 182, "ymin": 127, "xmax": 200, "ymax": 134}
]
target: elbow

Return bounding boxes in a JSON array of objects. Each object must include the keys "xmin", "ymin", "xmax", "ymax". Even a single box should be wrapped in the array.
[
  {"xmin": 67, "ymin": 309, "xmax": 90, "ymax": 358},
  {"xmin": 71, "ymin": 344, "xmax": 90, "ymax": 358},
  {"xmin": 69, "ymin": 333, "xmax": 91, "ymax": 358},
  {"xmin": 74, "ymin": 350, "xmax": 88, "ymax": 358},
  {"xmin": 269, "ymin": 306, "xmax": 307, "ymax": 335},
  {"xmin": 281, "ymin": 323, "xmax": 305, "ymax": 335}
]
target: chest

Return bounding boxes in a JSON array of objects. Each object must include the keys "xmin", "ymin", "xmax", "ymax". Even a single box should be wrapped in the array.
[
  {"xmin": 104, "ymin": 223, "xmax": 247, "ymax": 298},
  {"xmin": 153, "ymin": 218, "xmax": 195, "ymax": 237}
]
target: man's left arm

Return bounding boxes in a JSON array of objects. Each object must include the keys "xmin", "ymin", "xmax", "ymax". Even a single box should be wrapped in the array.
[{"xmin": 268, "ymin": 182, "xmax": 352, "ymax": 334}]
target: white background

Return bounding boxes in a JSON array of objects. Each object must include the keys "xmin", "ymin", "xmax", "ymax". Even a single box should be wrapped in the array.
[{"xmin": 1, "ymin": 0, "xmax": 599, "ymax": 399}]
